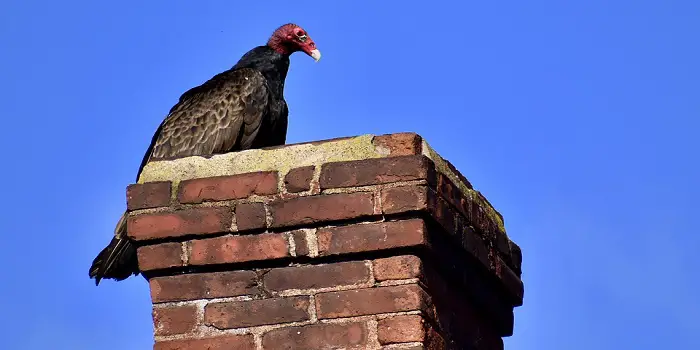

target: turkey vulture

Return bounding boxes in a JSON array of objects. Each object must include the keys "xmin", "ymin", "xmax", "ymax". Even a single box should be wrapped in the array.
[{"xmin": 89, "ymin": 23, "xmax": 321, "ymax": 285}]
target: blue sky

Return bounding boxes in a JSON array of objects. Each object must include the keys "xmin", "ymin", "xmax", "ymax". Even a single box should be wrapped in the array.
[{"xmin": 1, "ymin": 0, "xmax": 698, "ymax": 349}]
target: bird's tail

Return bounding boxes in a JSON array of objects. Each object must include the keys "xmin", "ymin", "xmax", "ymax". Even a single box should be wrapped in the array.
[{"xmin": 89, "ymin": 212, "xmax": 140, "ymax": 285}]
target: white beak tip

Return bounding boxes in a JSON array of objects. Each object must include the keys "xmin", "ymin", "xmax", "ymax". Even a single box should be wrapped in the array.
[{"xmin": 310, "ymin": 49, "xmax": 321, "ymax": 62}]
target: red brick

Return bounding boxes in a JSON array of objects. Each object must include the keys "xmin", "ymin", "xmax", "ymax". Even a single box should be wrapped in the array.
[
  {"xmin": 204, "ymin": 296, "xmax": 310, "ymax": 328},
  {"xmin": 372, "ymin": 132, "xmax": 422, "ymax": 156},
  {"xmin": 464, "ymin": 193, "xmax": 497, "ymax": 241},
  {"xmin": 436, "ymin": 173, "xmax": 460, "ymax": 211},
  {"xmin": 127, "ymin": 207, "xmax": 231, "ymax": 241},
  {"xmin": 136, "ymin": 243, "xmax": 183, "ymax": 271},
  {"xmin": 154, "ymin": 335, "xmax": 255, "ymax": 350},
  {"xmin": 494, "ymin": 230, "xmax": 512, "ymax": 266},
  {"xmin": 292, "ymin": 230, "xmax": 309, "ymax": 256},
  {"xmin": 284, "ymin": 166, "xmax": 315, "ymax": 193},
  {"xmin": 234, "ymin": 202, "xmax": 266, "ymax": 231},
  {"xmin": 189, "ymin": 233, "xmax": 290, "ymax": 266},
  {"xmin": 262, "ymin": 322, "xmax": 368, "ymax": 350},
  {"xmin": 317, "ymin": 219, "xmax": 427, "ymax": 256},
  {"xmin": 419, "ymin": 263, "xmax": 509, "ymax": 343},
  {"xmin": 149, "ymin": 271, "xmax": 258, "ymax": 303},
  {"xmin": 493, "ymin": 256, "xmax": 524, "ymax": 307},
  {"xmin": 425, "ymin": 327, "xmax": 448, "ymax": 350},
  {"xmin": 430, "ymin": 195, "xmax": 457, "ymax": 236},
  {"xmin": 316, "ymin": 284, "xmax": 430, "ymax": 319},
  {"xmin": 269, "ymin": 192, "xmax": 374, "ymax": 228},
  {"xmin": 433, "ymin": 175, "xmax": 504, "ymax": 251},
  {"xmin": 319, "ymin": 155, "xmax": 435, "ymax": 189},
  {"xmin": 373, "ymin": 255, "xmax": 423, "ymax": 281},
  {"xmin": 152, "ymin": 305, "xmax": 197, "ymax": 336},
  {"xmin": 126, "ymin": 181, "xmax": 171, "ymax": 210},
  {"xmin": 263, "ymin": 261, "xmax": 370, "ymax": 292},
  {"xmin": 378, "ymin": 314, "xmax": 426, "ymax": 344},
  {"xmin": 441, "ymin": 157, "xmax": 473, "ymax": 190},
  {"xmin": 460, "ymin": 223, "xmax": 491, "ymax": 269},
  {"xmin": 177, "ymin": 171, "xmax": 278, "ymax": 204},
  {"xmin": 381, "ymin": 185, "xmax": 431, "ymax": 214},
  {"xmin": 508, "ymin": 240, "xmax": 523, "ymax": 276}
]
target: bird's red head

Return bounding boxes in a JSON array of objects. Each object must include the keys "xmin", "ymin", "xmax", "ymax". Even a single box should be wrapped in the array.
[{"xmin": 267, "ymin": 23, "xmax": 321, "ymax": 62}]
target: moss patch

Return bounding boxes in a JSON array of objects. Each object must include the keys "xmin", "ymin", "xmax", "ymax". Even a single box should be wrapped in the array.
[
  {"xmin": 138, "ymin": 134, "xmax": 383, "ymax": 185},
  {"xmin": 137, "ymin": 133, "xmax": 506, "ymax": 234},
  {"xmin": 421, "ymin": 140, "xmax": 506, "ymax": 234}
]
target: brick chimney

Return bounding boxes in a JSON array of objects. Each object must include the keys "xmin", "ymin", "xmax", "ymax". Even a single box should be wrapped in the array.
[{"xmin": 125, "ymin": 133, "xmax": 524, "ymax": 350}]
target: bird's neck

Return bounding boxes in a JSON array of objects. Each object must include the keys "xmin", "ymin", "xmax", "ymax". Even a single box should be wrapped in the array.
[{"xmin": 233, "ymin": 46, "xmax": 290, "ymax": 98}]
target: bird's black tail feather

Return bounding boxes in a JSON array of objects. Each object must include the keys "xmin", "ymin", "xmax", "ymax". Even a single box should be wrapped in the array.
[{"xmin": 89, "ymin": 212, "xmax": 140, "ymax": 285}]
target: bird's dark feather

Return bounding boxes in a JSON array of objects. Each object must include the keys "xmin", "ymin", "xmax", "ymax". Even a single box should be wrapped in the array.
[{"xmin": 90, "ymin": 46, "xmax": 293, "ymax": 284}]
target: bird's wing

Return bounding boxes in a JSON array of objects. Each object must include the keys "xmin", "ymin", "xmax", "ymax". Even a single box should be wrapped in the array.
[{"xmin": 134, "ymin": 68, "xmax": 269, "ymax": 181}]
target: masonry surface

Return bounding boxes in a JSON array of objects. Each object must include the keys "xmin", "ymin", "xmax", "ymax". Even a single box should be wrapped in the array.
[{"xmin": 125, "ymin": 133, "xmax": 524, "ymax": 350}]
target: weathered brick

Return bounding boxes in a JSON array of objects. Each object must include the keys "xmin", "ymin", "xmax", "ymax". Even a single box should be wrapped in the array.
[
  {"xmin": 378, "ymin": 314, "xmax": 426, "ymax": 344},
  {"xmin": 149, "ymin": 271, "xmax": 258, "ymax": 303},
  {"xmin": 372, "ymin": 132, "xmax": 422, "ymax": 156},
  {"xmin": 177, "ymin": 171, "xmax": 278, "ymax": 204},
  {"xmin": 127, "ymin": 207, "xmax": 231, "ymax": 241},
  {"xmin": 136, "ymin": 243, "xmax": 183, "ymax": 271},
  {"xmin": 189, "ymin": 233, "xmax": 289, "ymax": 266},
  {"xmin": 269, "ymin": 192, "xmax": 374, "ymax": 228},
  {"xmin": 154, "ymin": 335, "xmax": 255, "ymax": 350},
  {"xmin": 319, "ymin": 155, "xmax": 435, "ymax": 189},
  {"xmin": 381, "ymin": 185, "xmax": 430, "ymax": 214},
  {"xmin": 292, "ymin": 230, "xmax": 309, "ymax": 256},
  {"xmin": 425, "ymin": 327, "xmax": 448, "ymax": 350},
  {"xmin": 373, "ymin": 255, "xmax": 423, "ymax": 281},
  {"xmin": 465, "ymin": 193, "xmax": 495, "ymax": 240},
  {"xmin": 316, "ymin": 284, "xmax": 430, "ymax": 319},
  {"xmin": 262, "ymin": 322, "xmax": 368, "ymax": 350},
  {"xmin": 126, "ymin": 181, "xmax": 171, "ymax": 210},
  {"xmin": 285, "ymin": 166, "xmax": 315, "ymax": 193},
  {"xmin": 420, "ymin": 262, "xmax": 511, "ymax": 342},
  {"xmin": 263, "ymin": 261, "xmax": 370, "ymax": 292},
  {"xmin": 477, "ymin": 191, "xmax": 501, "ymax": 220},
  {"xmin": 493, "ymin": 256, "xmax": 524, "ymax": 307},
  {"xmin": 378, "ymin": 322, "xmax": 446, "ymax": 350},
  {"xmin": 460, "ymin": 223, "xmax": 491, "ymax": 269},
  {"xmin": 441, "ymin": 157, "xmax": 473, "ymax": 190},
  {"xmin": 430, "ymin": 195, "xmax": 457, "ymax": 236},
  {"xmin": 508, "ymin": 239, "xmax": 523, "ymax": 276},
  {"xmin": 234, "ymin": 202, "xmax": 266, "ymax": 231},
  {"xmin": 204, "ymin": 296, "xmax": 309, "ymax": 328},
  {"xmin": 494, "ymin": 230, "xmax": 512, "ymax": 265},
  {"xmin": 152, "ymin": 305, "xmax": 197, "ymax": 336},
  {"xmin": 436, "ymin": 173, "xmax": 460, "ymax": 211},
  {"xmin": 317, "ymin": 219, "xmax": 427, "ymax": 256}
]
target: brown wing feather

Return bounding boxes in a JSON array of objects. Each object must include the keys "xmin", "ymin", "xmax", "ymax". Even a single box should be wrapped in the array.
[
  {"xmin": 90, "ymin": 68, "xmax": 270, "ymax": 285},
  {"xmin": 137, "ymin": 68, "xmax": 269, "ymax": 178}
]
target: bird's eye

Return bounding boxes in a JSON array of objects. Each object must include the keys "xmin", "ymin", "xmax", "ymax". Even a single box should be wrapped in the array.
[{"xmin": 298, "ymin": 34, "xmax": 308, "ymax": 42}]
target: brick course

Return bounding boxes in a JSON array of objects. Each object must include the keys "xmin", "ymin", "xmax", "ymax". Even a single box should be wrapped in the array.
[
  {"xmin": 154, "ymin": 335, "xmax": 255, "ymax": 350},
  {"xmin": 123, "ymin": 133, "xmax": 522, "ymax": 349},
  {"xmin": 127, "ymin": 181, "xmax": 171, "ymax": 210},
  {"xmin": 263, "ymin": 261, "xmax": 370, "ymax": 292},
  {"xmin": 284, "ymin": 166, "xmax": 315, "ymax": 193},
  {"xmin": 269, "ymin": 192, "xmax": 375, "ymax": 228},
  {"xmin": 315, "ymin": 284, "xmax": 430, "ymax": 319},
  {"xmin": 178, "ymin": 171, "xmax": 278, "ymax": 204},
  {"xmin": 204, "ymin": 296, "xmax": 310, "ymax": 328},
  {"xmin": 188, "ymin": 233, "xmax": 290, "ymax": 266},
  {"xmin": 127, "ymin": 207, "xmax": 231, "ymax": 241}
]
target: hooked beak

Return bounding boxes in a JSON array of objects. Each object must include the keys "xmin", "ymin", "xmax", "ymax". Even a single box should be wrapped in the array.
[{"xmin": 310, "ymin": 49, "xmax": 321, "ymax": 62}]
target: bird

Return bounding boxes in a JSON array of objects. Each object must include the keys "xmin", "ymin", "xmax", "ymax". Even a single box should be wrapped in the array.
[{"xmin": 89, "ymin": 23, "xmax": 321, "ymax": 285}]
